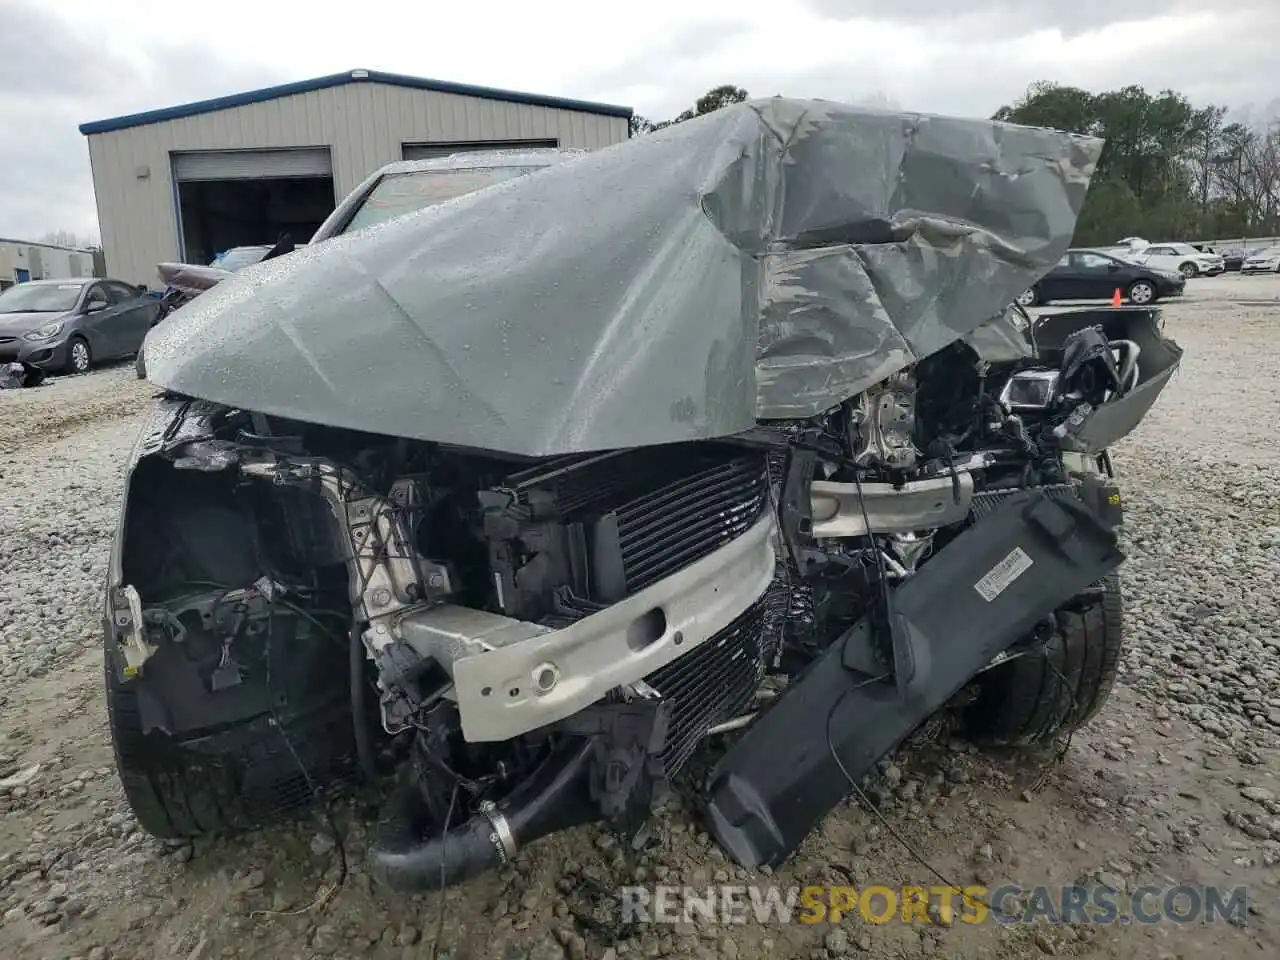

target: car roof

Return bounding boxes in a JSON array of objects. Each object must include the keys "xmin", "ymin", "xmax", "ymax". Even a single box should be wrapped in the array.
[{"xmin": 15, "ymin": 278, "xmax": 92, "ymax": 287}]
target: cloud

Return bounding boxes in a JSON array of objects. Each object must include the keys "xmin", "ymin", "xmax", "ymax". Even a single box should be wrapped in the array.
[
  {"xmin": 800, "ymin": 0, "xmax": 1218, "ymax": 39},
  {"xmin": 594, "ymin": 1, "xmax": 1280, "ymax": 123},
  {"xmin": 5, "ymin": 0, "xmax": 1279, "ymax": 245},
  {"xmin": 0, "ymin": 4, "xmax": 285, "ymax": 244},
  {"xmin": 573, "ymin": 18, "xmax": 755, "ymax": 117}
]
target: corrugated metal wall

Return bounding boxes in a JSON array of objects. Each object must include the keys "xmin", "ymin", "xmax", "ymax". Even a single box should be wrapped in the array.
[
  {"xmin": 0, "ymin": 243, "xmax": 95, "ymax": 284},
  {"xmin": 88, "ymin": 82, "xmax": 630, "ymax": 284}
]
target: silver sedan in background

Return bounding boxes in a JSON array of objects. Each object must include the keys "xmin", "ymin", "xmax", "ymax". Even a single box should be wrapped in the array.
[{"xmin": 0, "ymin": 278, "xmax": 162, "ymax": 375}]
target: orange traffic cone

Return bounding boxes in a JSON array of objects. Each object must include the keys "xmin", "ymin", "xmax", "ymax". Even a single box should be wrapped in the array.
[{"xmin": 1111, "ymin": 287, "xmax": 1124, "ymax": 307}]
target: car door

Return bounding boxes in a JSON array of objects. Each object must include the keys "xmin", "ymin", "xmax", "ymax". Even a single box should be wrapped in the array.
[
  {"xmin": 104, "ymin": 280, "xmax": 154, "ymax": 355},
  {"xmin": 1070, "ymin": 251, "xmax": 1126, "ymax": 298},
  {"xmin": 77, "ymin": 283, "xmax": 120, "ymax": 356},
  {"xmin": 1130, "ymin": 245, "xmax": 1172, "ymax": 271},
  {"xmin": 1037, "ymin": 254, "xmax": 1073, "ymax": 300}
]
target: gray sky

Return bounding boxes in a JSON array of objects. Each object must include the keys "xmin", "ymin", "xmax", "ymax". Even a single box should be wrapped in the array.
[{"xmin": 4, "ymin": 0, "xmax": 1278, "ymax": 245}]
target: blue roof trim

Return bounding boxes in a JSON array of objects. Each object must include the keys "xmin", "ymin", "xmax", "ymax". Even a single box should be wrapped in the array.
[{"xmin": 79, "ymin": 69, "xmax": 633, "ymax": 135}]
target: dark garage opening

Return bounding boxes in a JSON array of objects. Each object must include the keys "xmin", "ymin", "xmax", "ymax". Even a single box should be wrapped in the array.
[{"xmin": 177, "ymin": 176, "xmax": 335, "ymax": 265}]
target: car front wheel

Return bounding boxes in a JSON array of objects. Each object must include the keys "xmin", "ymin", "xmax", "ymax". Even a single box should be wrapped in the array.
[
  {"xmin": 1178, "ymin": 262, "xmax": 1198, "ymax": 279},
  {"xmin": 1015, "ymin": 286, "xmax": 1039, "ymax": 307},
  {"xmin": 1127, "ymin": 280, "xmax": 1157, "ymax": 305},
  {"xmin": 66, "ymin": 336, "xmax": 92, "ymax": 375},
  {"xmin": 962, "ymin": 576, "xmax": 1123, "ymax": 745}
]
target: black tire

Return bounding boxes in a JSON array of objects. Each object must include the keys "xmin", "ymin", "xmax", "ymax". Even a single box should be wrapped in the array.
[
  {"xmin": 105, "ymin": 630, "xmax": 354, "ymax": 839},
  {"xmin": 1126, "ymin": 280, "xmax": 1158, "ymax": 305},
  {"xmin": 962, "ymin": 576, "xmax": 1123, "ymax": 745},
  {"xmin": 1178, "ymin": 262, "xmax": 1198, "ymax": 279},
  {"xmin": 65, "ymin": 336, "xmax": 92, "ymax": 375},
  {"xmin": 105, "ymin": 634, "xmax": 250, "ymax": 837},
  {"xmin": 135, "ymin": 348, "xmax": 147, "ymax": 379}
]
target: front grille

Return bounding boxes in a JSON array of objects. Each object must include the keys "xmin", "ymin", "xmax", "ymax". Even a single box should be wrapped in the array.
[{"xmin": 643, "ymin": 595, "xmax": 771, "ymax": 776}]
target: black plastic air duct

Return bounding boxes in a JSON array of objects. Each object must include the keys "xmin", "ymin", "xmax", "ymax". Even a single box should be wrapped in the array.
[{"xmin": 368, "ymin": 738, "xmax": 599, "ymax": 891}]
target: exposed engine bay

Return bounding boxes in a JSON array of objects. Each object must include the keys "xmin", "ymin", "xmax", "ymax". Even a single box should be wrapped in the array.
[{"xmin": 107, "ymin": 305, "xmax": 1179, "ymax": 887}]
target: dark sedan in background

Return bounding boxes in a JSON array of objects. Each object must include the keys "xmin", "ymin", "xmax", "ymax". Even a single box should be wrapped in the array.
[
  {"xmin": 1216, "ymin": 247, "xmax": 1255, "ymax": 272},
  {"xmin": 0, "ymin": 278, "xmax": 162, "ymax": 375},
  {"xmin": 1016, "ymin": 248, "xmax": 1185, "ymax": 307}
]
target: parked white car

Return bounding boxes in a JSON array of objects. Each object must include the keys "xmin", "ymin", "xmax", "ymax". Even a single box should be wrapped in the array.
[
  {"xmin": 1240, "ymin": 246, "xmax": 1280, "ymax": 274},
  {"xmin": 1122, "ymin": 242, "xmax": 1224, "ymax": 278}
]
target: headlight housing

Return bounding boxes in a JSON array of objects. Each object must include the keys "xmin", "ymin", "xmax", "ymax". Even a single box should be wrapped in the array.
[{"xmin": 22, "ymin": 321, "xmax": 64, "ymax": 342}]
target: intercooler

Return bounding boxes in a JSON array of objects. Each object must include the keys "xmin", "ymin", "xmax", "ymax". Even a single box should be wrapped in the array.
[
  {"xmin": 504, "ymin": 445, "xmax": 776, "ymax": 778},
  {"xmin": 504, "ymin": 445, "xmax": 772, "ymax": 602},
  {"xmin": 642, "ymin": 594, "xmax": 776, "ymax": 776},
  {"xmin": 968, "ymin": 483, "xmax": 1078, "ymax": 521}
]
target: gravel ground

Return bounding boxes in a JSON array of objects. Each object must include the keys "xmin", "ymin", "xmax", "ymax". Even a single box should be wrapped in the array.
[{"xmin": 1, "ymin": 275, "xmax": 1278, "ymax": 960}]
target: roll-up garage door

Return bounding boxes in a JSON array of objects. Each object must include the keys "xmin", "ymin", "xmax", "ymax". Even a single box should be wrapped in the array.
[
  {"xmin": 172, "ymin": 148, "xmax": 333, "ymax": 181},
  {"xmin": 401, "ymin": 139, "xmax": 558, "ymax": 161}
]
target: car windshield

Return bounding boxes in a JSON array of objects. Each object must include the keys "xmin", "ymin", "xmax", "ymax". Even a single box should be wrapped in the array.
[
  {"xmin": 1253, "ymin": 247, "xmax": 1280, "ymax": 257},
  {"xmin": 0, "ymin": 282, "xmax": 84, "ymax": 314},
  {"xmin": 340, "ymin": 166, "xmax": 542, "ymax": 234},
  {"xmin": 210, "ymin": 247, "xmax": 270, "ymax": 272}
]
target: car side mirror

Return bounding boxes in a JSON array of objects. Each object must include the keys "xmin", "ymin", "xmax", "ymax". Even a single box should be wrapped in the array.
[
  {"xmin": 86, "ymin": 301, "xmax": 107, "ymax": 313},
  {"xmin": 1106, "ymin": 263, "xmax": 1120, "ymax": 271}
]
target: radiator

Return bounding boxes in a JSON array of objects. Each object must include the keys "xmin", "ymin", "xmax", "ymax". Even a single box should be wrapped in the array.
[{"xmin": 643, "ymin": 594, "xmax": 773, "ymax": 776}]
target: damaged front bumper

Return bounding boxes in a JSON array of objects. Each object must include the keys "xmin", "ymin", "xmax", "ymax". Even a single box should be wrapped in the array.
[
  {"xmin": 705, "ymin": 486, "xmax": 1124, "ymax": 870},
  {"xmin": 108, "ymin": 407, "xmax": 780, "ymax": 747},
  {"xmin": 236, "ymin": 450, "xmax": 778, "ymax": 744},
  {"xmin": 398, "ymin": 513, "xmax": 776, "ymax": 742}
]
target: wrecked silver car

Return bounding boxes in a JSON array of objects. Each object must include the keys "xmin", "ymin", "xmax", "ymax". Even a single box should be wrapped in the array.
[{"xmin": 103, "ymin": 99, "xmax": 1181, "ymax": 889}]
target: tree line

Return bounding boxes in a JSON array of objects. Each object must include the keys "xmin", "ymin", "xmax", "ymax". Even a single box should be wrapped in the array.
[
  {"xmin": 634, "ymin": 82, "xmax": 1280, "ymax": 246},
  {"xmin": 38, "ymin": 230, "xmax": 100, "ymax": 251}
]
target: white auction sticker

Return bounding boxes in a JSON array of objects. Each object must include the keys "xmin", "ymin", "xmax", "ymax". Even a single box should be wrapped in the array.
[{"xmin": 973, "ymin": 547, "xmax": 1034, "ymax": 601}]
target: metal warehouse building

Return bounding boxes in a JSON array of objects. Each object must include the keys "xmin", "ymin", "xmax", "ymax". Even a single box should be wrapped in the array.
[
  {"xmin": 0, "ymin": 238, "xmax": 100, "ymax": 290},
  {"xmin": 79, "ymin": 69, "xmax": 633, "ymax": 285}
]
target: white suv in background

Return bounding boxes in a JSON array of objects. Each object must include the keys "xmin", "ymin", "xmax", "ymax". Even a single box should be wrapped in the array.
[{"xmin": 1122, "ymin": 241, "xmax": 1224, "ymax": 278}]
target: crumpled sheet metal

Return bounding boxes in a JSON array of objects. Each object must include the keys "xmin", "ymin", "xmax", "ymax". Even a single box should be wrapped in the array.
[
  {"xmin": 144, "ymin": 99, "xmax": 1103, "ymax": 457},
  {"xmin": 962, "ymin": 304, "xmax": 1035, "ymax": 363},
  {"xmin": 156, "ymin": 262, "xmax": 234, "ymax": 297}
]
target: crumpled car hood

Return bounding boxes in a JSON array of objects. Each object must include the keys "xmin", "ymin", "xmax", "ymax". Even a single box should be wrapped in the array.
[{"xmin": 144, "ymin": 98, "xmax": 1103, "ymax": 457}]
